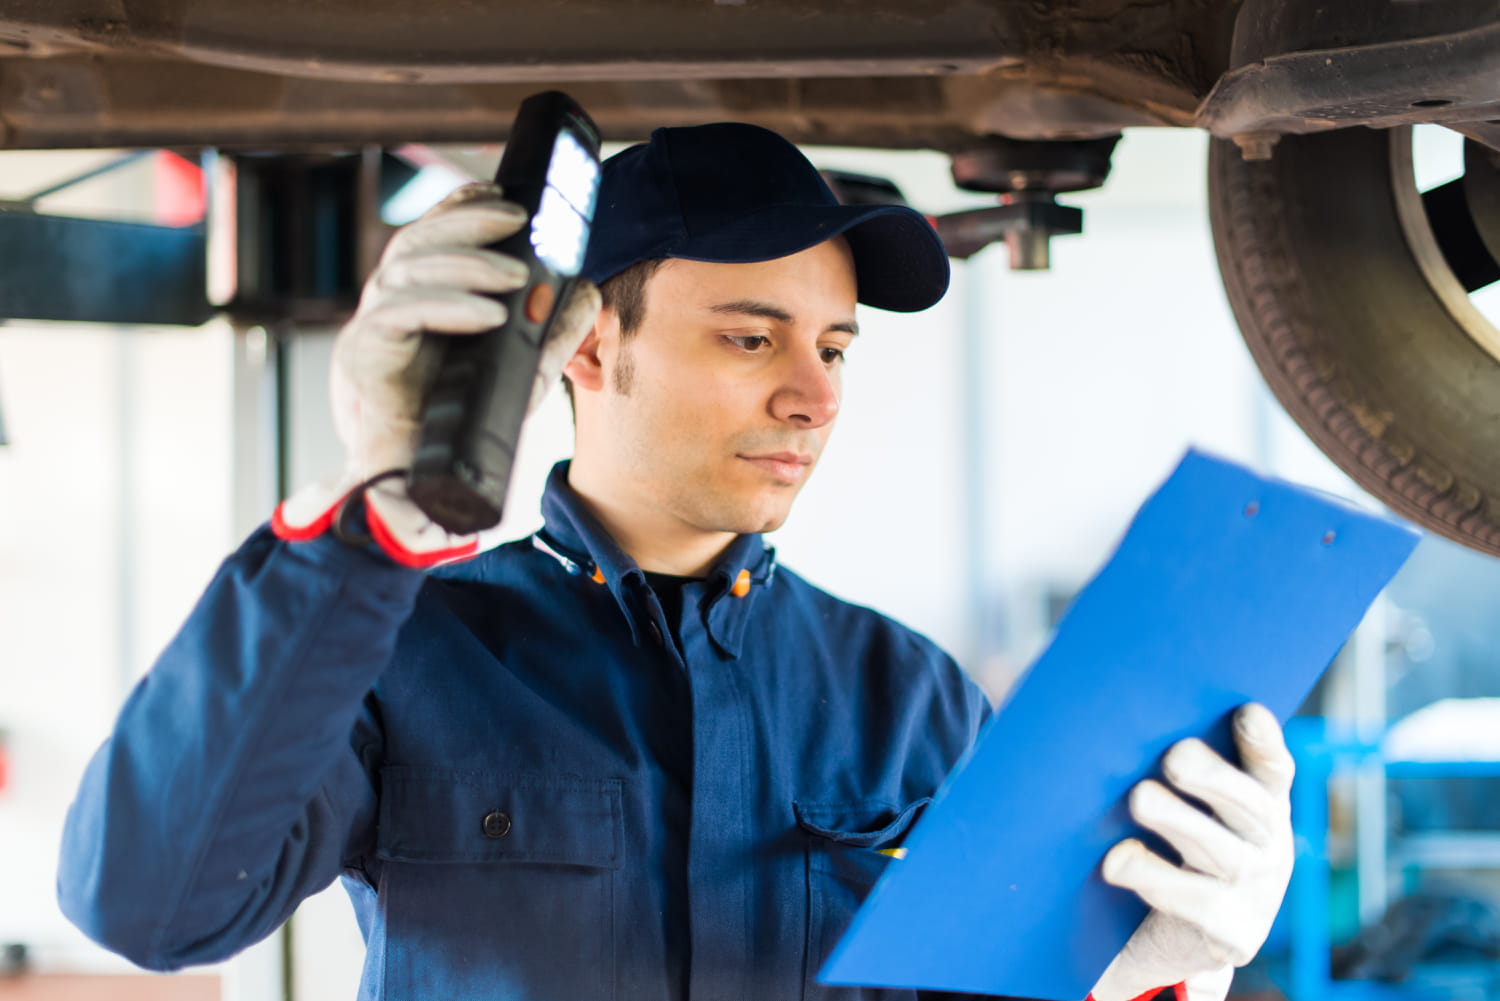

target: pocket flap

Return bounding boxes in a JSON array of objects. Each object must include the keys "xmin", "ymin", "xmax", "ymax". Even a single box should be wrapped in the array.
[
  {"xmin": 793, "ymin": 797, "xmax": 931, "ymax": 849},
  {"xmin": 377, "ymin": 767, "xmax": 622, "ymax": 868}
]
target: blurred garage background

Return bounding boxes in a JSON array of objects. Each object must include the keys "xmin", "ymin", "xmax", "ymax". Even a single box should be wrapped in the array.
[{"xmin": 4, "ymin": 125, "xmax": 1500, "ymax": 1000}]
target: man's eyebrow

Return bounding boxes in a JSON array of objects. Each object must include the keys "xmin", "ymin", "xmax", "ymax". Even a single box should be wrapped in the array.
[
  {"xmin": 708, "ymin": 299, "xmax": 859, "ymax": 336},
  {"xmin": 708, "ymin": 299, "xmax": 795, "ymax": 324}
]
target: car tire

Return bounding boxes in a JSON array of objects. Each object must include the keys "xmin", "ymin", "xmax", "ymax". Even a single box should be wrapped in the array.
[{"xmin": 1209, "ymin": 125, "xmax": 1500, "ymax": 556}]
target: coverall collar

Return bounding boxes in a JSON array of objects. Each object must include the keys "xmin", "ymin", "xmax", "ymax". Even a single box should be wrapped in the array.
[{"xmin": 536, "ymin": 461, "xmax": 775, "ymax": 659}]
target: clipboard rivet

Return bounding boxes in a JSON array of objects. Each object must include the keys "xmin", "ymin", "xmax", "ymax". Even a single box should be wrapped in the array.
[
  {"xmin": 1322, "ymin": 531, "xmax": 1337, "ymax": 546},
  {"xmin": 1243, "ymin": 502, "xmax": 1259, "ymax": 518}
]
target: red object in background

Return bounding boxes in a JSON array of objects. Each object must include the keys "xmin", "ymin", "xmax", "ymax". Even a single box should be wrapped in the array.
[
  {"xmin": 0, "ymin": 730, "xmax": 9, "ymax": 795},
  {"xmin": 152, "ymin": 151, "xmax": 206, "ymax": 227}
]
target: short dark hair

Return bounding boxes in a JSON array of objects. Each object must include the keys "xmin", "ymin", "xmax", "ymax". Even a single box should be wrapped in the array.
[
  {"xmin": 562, "ymin": 257, "xmax": 667, "ymax": 407},
  {"xmin": 600, "ymin": 257, "xmax": 668, "ymax": 339}
]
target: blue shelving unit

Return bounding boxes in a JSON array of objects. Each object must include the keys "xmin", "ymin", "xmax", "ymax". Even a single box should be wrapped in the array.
[{"xmin": 1280, "ymin": 718, "xmax": 1500, "ymax": 1001}]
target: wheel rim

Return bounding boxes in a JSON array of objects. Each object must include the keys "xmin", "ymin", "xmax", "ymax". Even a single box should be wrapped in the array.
[{"xmin": 1390, "ymin": 126, "xmax": 1500, "ymax": 361}]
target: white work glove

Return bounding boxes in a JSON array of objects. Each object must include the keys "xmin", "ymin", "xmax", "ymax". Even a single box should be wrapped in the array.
[
  {"xmin": 274, "ymin": 182, "xmax": 601, "ymax": 566},
  {"xmin": 1090, "ymin": 702, "xmax": 1296, "ymax": 1001}
]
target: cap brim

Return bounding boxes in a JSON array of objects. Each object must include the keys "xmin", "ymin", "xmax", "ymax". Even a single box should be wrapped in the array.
[{"xmin": 665, "ymin": 203, "xmax": 950, "ymax": 313}]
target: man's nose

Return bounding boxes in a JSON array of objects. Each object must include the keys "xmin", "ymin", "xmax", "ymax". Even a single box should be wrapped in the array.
[{"xmin": 770, "ymin": 352, "xmax": 840, "ymax": 427}]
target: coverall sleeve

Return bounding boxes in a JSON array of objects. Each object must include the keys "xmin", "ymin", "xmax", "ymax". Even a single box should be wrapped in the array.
[{"xmin": 57, "ymin": 525, "xmax": 426, "ymax": 971}]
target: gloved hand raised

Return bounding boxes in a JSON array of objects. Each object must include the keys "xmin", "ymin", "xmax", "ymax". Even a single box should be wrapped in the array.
[
  {"xmin": 1089, "ymin": 702, "xmax": 1296, "ymax": 1001},
  {"xmin": 274, "ymin": 182, "xmax": 601, "ymax": 566}
]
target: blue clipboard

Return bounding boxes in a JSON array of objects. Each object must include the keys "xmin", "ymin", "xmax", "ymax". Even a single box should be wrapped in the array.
[{"xmin": 819, "ymin": 449, "xmax": 1420, "ymax": 999}]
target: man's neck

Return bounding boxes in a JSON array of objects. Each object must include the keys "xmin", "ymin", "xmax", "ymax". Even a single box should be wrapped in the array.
[{"xmin": 566, "ymin": 466, "xmax": 736, "ymax": 578}]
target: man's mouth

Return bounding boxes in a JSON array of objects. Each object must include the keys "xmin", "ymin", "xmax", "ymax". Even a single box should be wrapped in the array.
[{"xmin": 738, "ymin": 452, "xmax": 814, "ymax": 481}]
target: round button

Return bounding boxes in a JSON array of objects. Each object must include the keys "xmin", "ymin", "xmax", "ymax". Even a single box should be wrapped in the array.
[
  {"xmin": 525, "ymin": 282, "xmax": 556, "ymax": 324},
  {"xmin": 481, "ymin": 810, "xmax": 512, "ymax": 839}
]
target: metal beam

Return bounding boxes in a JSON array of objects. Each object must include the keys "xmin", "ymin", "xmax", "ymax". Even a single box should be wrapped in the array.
[
  {"xmin": 0, "ymin": 63, "xmax": 1192, "ymax": 151},
  {"xmin": 0, "ymin": 0, "xmax": 1219, "ymax": 86},
  {"xmin": 0, "ymin": 0, "xmax": 1236, "ymax": 150},
  {"xmin": 1199, "ymin": 19, "xmax": 1500, "ymax": 139}
]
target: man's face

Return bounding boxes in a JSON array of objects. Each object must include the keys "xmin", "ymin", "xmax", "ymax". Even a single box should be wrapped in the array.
[{"xmin": 581, "ymin": 236, "xmax": 858, "ymax": 537}]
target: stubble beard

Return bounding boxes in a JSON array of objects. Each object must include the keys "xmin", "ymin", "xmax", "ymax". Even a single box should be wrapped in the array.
[
  {"xmin": 611, "ymin": 339, "xmax": 635, "ymax": 395},
  {"xmin": 605, "ymin": 338, "xmax": 813, "ymax": 535}
]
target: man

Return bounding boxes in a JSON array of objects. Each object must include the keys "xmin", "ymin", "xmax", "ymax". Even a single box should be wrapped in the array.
[{"xmin": 59, "ymin": 122, "xmax": 1293, "ymax": 1001}]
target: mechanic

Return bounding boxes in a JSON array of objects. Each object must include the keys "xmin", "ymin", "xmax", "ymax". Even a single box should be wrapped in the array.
[{"xmin": 58, "ymin": 122, "xmax": 1294, "ymax": 1001}]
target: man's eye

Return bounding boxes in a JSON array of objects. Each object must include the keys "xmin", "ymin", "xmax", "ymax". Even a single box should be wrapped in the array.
[
  {"xmin": 820, "ymin": 346, "xmax": 847, "ymax": 365},
  {"xmin": 726, "ymin": 334, "xmax": 771, "ymax": 352}
]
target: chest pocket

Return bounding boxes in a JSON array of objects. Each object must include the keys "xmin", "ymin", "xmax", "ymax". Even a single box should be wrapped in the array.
[
  {"xmin": 375, "ymin": 767, "xmax": 622, "ymax": 1001},
  {"xmin": 795, "ymin": 797, "xmax": 931, "ymax": 1001}
]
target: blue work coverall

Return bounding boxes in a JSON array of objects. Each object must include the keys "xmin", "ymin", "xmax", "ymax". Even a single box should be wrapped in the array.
[{"xmin": 59, "ymin": 461, "xmax": 992, "ymax": 1000}]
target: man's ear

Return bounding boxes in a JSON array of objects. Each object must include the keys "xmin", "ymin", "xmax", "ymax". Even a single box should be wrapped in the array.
[{"xmin": 563, "ymin": 311, "xmax": 611, "ymax": 393}]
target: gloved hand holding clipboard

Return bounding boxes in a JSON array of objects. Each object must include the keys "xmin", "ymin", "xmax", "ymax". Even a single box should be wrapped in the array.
[{"xmin": 820, "ymin": 449, "xmax": 1420, "ymax": 1000}]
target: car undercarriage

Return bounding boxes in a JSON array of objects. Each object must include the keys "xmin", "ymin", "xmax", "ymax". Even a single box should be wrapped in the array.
[{"xmin": 2, "ymin": 0, "xmax": 1499, "ymax": 554}]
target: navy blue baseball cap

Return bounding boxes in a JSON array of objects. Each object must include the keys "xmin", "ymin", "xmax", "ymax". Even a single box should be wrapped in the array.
[{"xmin": 580, "ymin": 123, "xmax": 950, "ymax": 313}]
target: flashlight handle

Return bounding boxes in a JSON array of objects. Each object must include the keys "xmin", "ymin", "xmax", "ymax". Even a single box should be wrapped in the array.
[{"xmin": 407, "ymin": 92, "xmax": 598, "ymax": 534}]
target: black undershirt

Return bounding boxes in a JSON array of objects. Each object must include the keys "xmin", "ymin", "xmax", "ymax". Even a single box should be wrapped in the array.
[
  {"xmin": 640, "ymin": 569, "xmax": 701, "ymax": 998},
  {"xmin": 642, "ymin": 570, "xmax": 698, "ymax": 642}
]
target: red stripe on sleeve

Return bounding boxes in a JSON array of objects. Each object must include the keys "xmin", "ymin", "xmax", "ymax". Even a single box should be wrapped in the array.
[
  {"xmin": 271, "ymin": 499, "xmax": 339, "ymax": 542},
  {"xmin": 366, "ymin": 501, "xmax": 479, "ymax": 569},
  {"xmin": 1084, "ymin": 986, "xmax": 1182, "ymax": 1001}
]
